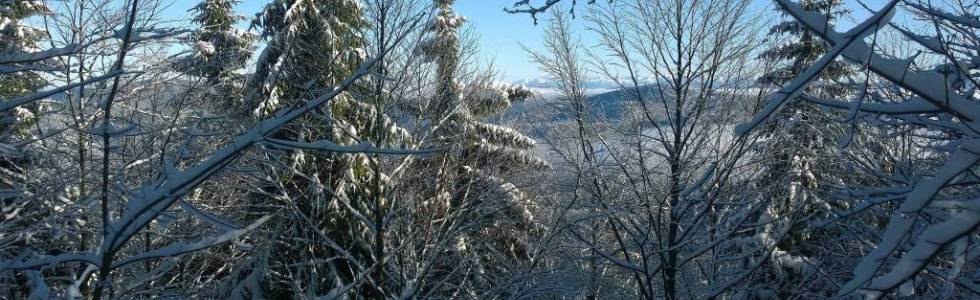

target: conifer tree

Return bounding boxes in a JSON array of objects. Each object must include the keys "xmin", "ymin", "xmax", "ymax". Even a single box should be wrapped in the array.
[
  {"xmin": 756, "ymin": 0, "xmax": 851, "ymax": 220},
  {"xmin": 250, "ymin": 0, "xmax": 367, "ymax": 116},
  {"xmin": 0, "ymin": 2, "xmax": 52, "ymax": 297},
  {"xmin": 758, "ymin": 0, "xmax": 850, "ymax": 96},
  {"xmin": 176, "ymin": 0, "xmax": 254, "ymax": 102},
  {"xmin": 414, "ymin": 0, "xmax": 543, "ymax": 295},
  {"xmin": 0, "ymin": 0, "xmax": 47, "ymax": 135},
  {"xmin": 750, "ymin": 0, "xmax": 852, "ymax": 296},
  {"xmin": 0, "ymin": 0, "xmax": 48, "ymax": 202},
  {"xmin": 245, "ymin": 0, "xmax": 409, "ymax": 297}
]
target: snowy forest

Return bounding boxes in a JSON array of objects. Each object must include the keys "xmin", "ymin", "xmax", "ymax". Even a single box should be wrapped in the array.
[{"xmin": 0, "ymin": 0, "xmax": 978, "ymax": 298}]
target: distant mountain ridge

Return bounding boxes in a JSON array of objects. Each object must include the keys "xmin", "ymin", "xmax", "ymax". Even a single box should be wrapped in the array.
[
  {"xmin": 513, "ymin": 76, "xmax": 660, "ymax": 90},
  {"xmin": 503, "ymin": 83, "xmax": 662, "ymax": 123}
]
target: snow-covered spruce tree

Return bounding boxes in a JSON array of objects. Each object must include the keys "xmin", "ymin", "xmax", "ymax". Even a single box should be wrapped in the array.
[
  {"xmin": 0, "ymin": 0, "xmax": 47, "ymax": 243},
  {"xmin": 0, "ymin": 0, "xmax": 46, "ymax": 184},
  {"xmin": 748, "ymin": 0, "xmax": 853, "ymax": 296},
  {"xmin": 0, "ymin": 1, "xmax": 48, "ymax": 297},
  {"xmin": 412, "ymin": 0, "xmax": 543, "ymax": 296},
  {"xmin": 738, "ymin": 0, "xmax": 980, "ymax": 297},
  {"xmin": 243, "ymin": 0, "xmax": 409, "ymax": 297},
  {"xmin": 175, "ymin": 0, "xmax": 254, "ymax": 105},
  {"xmin": 758, "ymin": 0, "xmax": 850, "ymax": 96},
  {"xmin": 0, "ymin": 0, "xmax": 47, "ymax": 143},
  {"xmin": 0, "ymin": 1, "xmax": 47, "ymax": 99}
]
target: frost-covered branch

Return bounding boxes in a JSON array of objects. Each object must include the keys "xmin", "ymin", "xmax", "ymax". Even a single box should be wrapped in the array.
[
  {"xmin": 735, "ymin": 0, "xmax": 899, "ymax": 136},
  {"xmin": 745, "ymin": 0, "xmax": 980, "ymax": 296},
  {"xmin": 101, "ymin": 52, "xmax": 393, "ymax": 259},
  {"xmin": 0, "ymin": 71, "xmax": 123, "ymax": 112}
]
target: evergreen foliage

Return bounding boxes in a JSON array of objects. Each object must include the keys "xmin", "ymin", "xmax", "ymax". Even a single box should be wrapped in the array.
[
  {"xmin": 245, "ymin": 0, "xmax": 407, "ymax": 296},
  {"xmin": 749, "ymin": 0, "xmax": 856, "ymax": 296},
  {"xmin": 176, "ymin": 0, "xmax": 254, "ymax": 101},
  {"xmin": 410, "ymin": 0, "xmax": 544, "ymax": 295},
  {"xmin": 0, "ymin": 0, "xmax": 47, "ymax": 132}
]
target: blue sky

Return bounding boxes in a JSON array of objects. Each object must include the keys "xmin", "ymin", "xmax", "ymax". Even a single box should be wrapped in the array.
[
  {"xmin": 161, "ymin": 1, "xmax": 570, "ymax": 81},
  {"xmin": 162, "ymin": 0, "xmax": 886, "ymax": 81}
]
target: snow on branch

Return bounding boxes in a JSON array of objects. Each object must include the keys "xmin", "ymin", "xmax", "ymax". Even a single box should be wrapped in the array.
[
  {"xmin": 96, "ymin": 12, "xmax": 426, "ymax": 274},
  {"xmin": 903, "ymin": 1, "xmax": 980, "ymax": 29},
  {"xmin": 762, "ymin": 0, "xmax": 980, "ymax": 296},
  {"xmin": 775, "ymin": 0, "xmax": 980, "ymax": 127},
  {"xmin": 2, "ymin": 253, "xmax": 98, "ymax": 270},
  {"xmin": 262, "ymin": 138, "xmax": 441, "ymax": 155},
  {"xmin": 3, "ymin": 15, "xmax": 425, "ymax": 278},
  {"xmin": 734, "ymin": 0, "xmax": 898, "ymax": 137},
  {"xmin": 800, "ymin": 95, "xmax": 943, "ymax": 115},
  {"xmin": 859, "ymin": 202, "xmax": 980, "ymax": 295},
  {"xmin": 0, "ymin": 71, "xmax": 123, "ymax": 112},
  {"xmin": 0, "ymin": 43, "xmax": 83, "ymax": 65},
  {"xmin": 0, "ymin": 28, "xmax": 183, "ymax": 68},
  {"xmin": 102, "ymin": 54, "xmax": 382, "ymax": 257},
  {"xmin": 838, "ymin": 143, "xmax": 980, "ymax": 295},
  {"xmin": 111, "ymin": 215, "xmax": 272, "ymax": 269}
]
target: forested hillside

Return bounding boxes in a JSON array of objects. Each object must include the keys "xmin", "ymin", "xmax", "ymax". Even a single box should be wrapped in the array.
[{"xmin": 1, "ymin": 0, "xmax": 978, "ymax": 298}]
